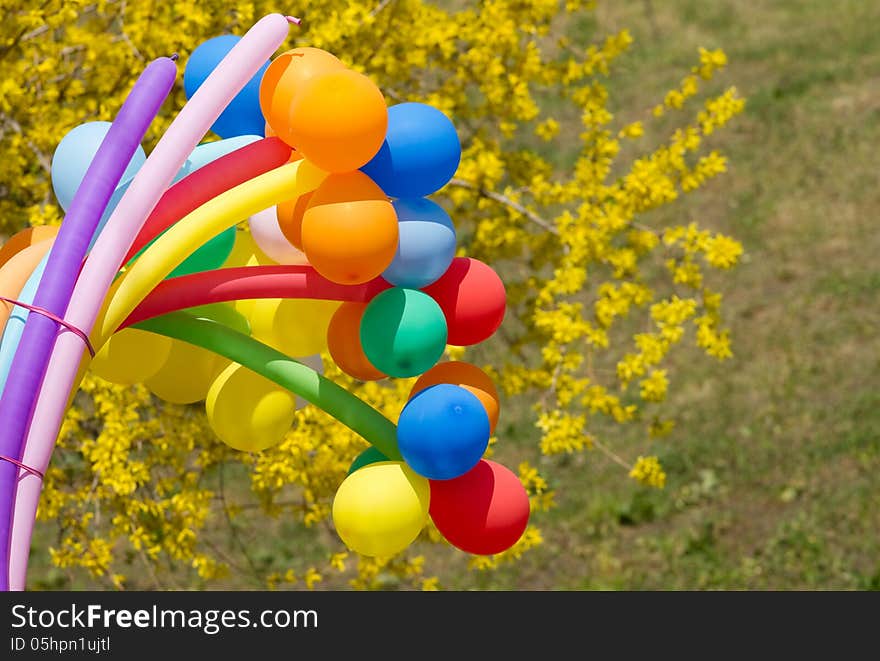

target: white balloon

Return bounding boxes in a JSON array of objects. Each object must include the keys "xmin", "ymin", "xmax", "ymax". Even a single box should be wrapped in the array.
[{"xmin": 248, "ymin": 206, "xmax": 309, "ymax": 265}]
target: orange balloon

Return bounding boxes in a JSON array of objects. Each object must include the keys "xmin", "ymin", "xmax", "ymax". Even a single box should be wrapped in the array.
[
  {"xmin": 301, "ymin": 171, "xmax": 398, "ymax": 284},
  {"xmin": 259, "ymin": 47, "xmax": 345, "ymax": 146},
  {"xmin": 288, "ymin": 69, "xmax": 388, "ymax": 172},
  {"xmin": 410, "ymin": 361, "xmax": 500, "ymax": 434},
  {"xmin": 0, "ymin": 226, "xmax": 58, "ymax": 270},
  {"xmin": 277, "ymin": 189, "xmax": 313, "ymax": 250},
  {"xmin": 327, "ymin": 302, "xmax": 385, "ymax": 381}
]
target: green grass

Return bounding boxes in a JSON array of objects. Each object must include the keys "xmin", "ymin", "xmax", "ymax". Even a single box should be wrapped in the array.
[{"xmin": 24, "ymin": 0, "xmax": 880, "ymax": 590}]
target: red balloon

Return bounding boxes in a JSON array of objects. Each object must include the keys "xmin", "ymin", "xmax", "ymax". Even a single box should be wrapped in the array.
[
  {"xmin": 422, "ymin": 257, "xmax": 505, "ymax": 346},
  {"xmin": 429, "ymin": 459, "xmax": 529, "ymax": 555}
]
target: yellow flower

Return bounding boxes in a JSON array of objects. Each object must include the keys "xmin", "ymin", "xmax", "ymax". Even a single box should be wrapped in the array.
[{"xmin": 629, "ymin": 456, "xmax": 667, "ymax": 488}]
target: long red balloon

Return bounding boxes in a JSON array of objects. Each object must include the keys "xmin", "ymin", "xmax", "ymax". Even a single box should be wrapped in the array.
[
  {"xmin": 120, "ymin": 265, "xmax": 391, "ymax": 329},
  {"xmin": 122, "ymin": 137, "xmax": 292, "ymax": 264}
]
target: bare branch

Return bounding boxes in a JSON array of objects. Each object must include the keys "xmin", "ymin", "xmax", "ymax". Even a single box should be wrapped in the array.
[{"xmin": 448, "ymin": 177, "xmax": 559, "ymax": 235}]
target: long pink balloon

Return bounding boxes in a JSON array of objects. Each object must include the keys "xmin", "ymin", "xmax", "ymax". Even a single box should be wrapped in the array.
[{"xmin": 9, "ymin": 14, "xmax": 293, "ymax": 591}]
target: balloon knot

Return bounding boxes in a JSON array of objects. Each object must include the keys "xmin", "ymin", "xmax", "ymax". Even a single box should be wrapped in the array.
[
  {"xmin": 286, "ymin": 15, "xmax": 302, "ymax": 26},
  {"xmin": 169, "ymin": 53, "xmax": 179, "ymax": 62}
]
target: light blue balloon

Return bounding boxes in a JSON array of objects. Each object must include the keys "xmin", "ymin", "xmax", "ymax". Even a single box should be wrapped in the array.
[
  {"xmin": 51, "ymin": 122, "xmax": 146, "ymax": 212},
  {"xmin": 382, "ymin": 198, "xmax": 456, "ymax": 289}
]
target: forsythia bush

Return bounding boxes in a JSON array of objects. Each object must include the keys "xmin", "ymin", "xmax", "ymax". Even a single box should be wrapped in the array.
[{"xmin": 0, "ymin": 0, "xmax": 744, "ymax": 589}]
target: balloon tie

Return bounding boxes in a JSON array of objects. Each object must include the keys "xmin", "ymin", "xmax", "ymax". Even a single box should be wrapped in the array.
[
  {"xmin": 169, "ymin": 53, "xmax": 179, "ymax": 62},
  {"xmin": 0, "ymin": 296, "xmax": 96, "ymax": 357},
  {"xmin": 286, "ymin": 15, "xmax": 302, "ymax": 25},
  {"xmin": 0, "ymin": 455, "xmax": 43, "ymax": 480}
]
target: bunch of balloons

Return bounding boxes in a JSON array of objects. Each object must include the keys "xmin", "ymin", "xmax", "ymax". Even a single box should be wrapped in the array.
[{"xmin": 0, "ymin": 15, "xmax": 529, "ymax": 590}]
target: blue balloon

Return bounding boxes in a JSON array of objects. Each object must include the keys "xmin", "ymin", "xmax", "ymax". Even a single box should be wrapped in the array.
[
  {"xmin": 361, "ymin": 103, "xmax": 461, "ymax": 198},
  {"xmin": 396, "ymin": 384, "xmax": 489, "ymax": 480},
  {"xmin": 184, "ymin": 35, "xmax": 269, "ymax": 139},
  {"xmin": 382, "ymin": 198, "xmax": 457, "ymax": 289},
  {"xmin": 51, "ymin": 121, "xmax": 146, "ymax": 212}
]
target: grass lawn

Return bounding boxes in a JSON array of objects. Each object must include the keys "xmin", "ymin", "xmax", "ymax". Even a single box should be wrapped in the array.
[{"xmin": 25, "ymin": 0, "xmax": 880, "ymax": 590}]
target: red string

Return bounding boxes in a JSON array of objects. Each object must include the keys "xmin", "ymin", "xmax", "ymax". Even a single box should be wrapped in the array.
[
  {"xmin": 0, "ymin": 296, "xmax": 95, "ymax": 357},
  {"xmin": 0, "ymin": 455, "xmax": 43, "ymax": 480}
]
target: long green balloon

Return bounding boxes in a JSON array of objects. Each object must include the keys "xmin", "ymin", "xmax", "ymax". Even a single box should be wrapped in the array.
[{"xmin": 134, "ymin": 311, "xmax": 402, "ymax": 461}]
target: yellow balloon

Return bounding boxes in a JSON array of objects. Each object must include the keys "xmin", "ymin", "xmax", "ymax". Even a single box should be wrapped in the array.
[
  {"xmin": 97, "ymin": 159, "xmax": 327, "ymax": 349},
  {"xmin": 90, "ymin": 328, "xmax": 172, "ymax": 385},
  {"xmin": 205, "ymin": 362, "xmax": 296, "ymax": 453},
  {"xmin": 250, "ymin": 298, "xmax": 340, "ymax": 358},
  {"xmin": 222, "ymin": 227, "xmax": 274, "ymax": 269},
  {"xmin": 234, "ymin": 251, "xmax": 274, "ymax": 320},
  {"xmin": 144, "ymin": 339, "xmax": 224, "ymax": 404},
  {"xmin": 332, "ymin": 461, "xmax": 430, "ymax": 557}
]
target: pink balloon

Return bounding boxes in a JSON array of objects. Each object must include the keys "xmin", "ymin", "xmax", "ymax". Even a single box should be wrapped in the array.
[{"xmin": 248, "ymin": 206, "xmax": 309, "ymax": 265}]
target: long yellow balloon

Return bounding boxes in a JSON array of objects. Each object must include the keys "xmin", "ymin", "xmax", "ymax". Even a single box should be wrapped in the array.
[{"xmin": 93, "ymin": 159, "xmax": 326, "ymax": 349}]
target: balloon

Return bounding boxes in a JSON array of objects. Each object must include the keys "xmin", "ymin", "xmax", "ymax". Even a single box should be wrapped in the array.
[
  {"xmin": 144, "ymin": 339, "xmax": 223, "ymax": 404},
  {"xmin": 250, "ymin": 298, "xmax": 340, "ymax": 357},
  {"xmin": 126, "ymin": 137, "xmax": 292, "ymax": 264},
  {"xmin": 360, "ymin": 288, "xmax": 447, "ymax": 378},
  {"xmin": 326, "ymin": 302, "xmax": 385, "ymax": 381},
  {"xmin": 410, "ymin": 361, "xmax": 500, "ymax": 434},
  {"xmin": 0, "ymin": 227, "xmax": 58, "ymax": 271},
  {"xmin": 301, "ymin": 171, "xmax": 398, "ymax": 284},
  {"xmin": 397, "ymin": 384, "xmax": 489, "ymax": 480},
  {"xmin": 15, "ymin": 17, "xmax": 293, "ymax": 594},
  {"xmin": 222, "ymin": 227, "xmax": 273, "ymax": 269},
  {"xmin": 276, "ymin": 189, "xmax": 314, "ymax": 251},
  {"xmin": 184, "ymin": 35, "xmax": 270, "ymax": 138},
  {"xmin": 99, "ymin": 158, "xmax": 327, "ymax": 346},
  {"xmin": 51, "ymin": 121, "xmax": 146, "ymax": 212},
  {"xmin": 422, "ymin": 257, "xmax": 506, "ymax": 346},
  {"xmin": 248, "ymin": 206, "xmax": 309, "ymax": 265},
  {"xmin": 382, "ymin": 198, "xmax": 456, "ymax": 289},
  {"xmin": 429, "ymin": 459, "xmax": 530, "ymax": 555},
  {"xmin": 347, "ymin": 446, "xmax": 388, "ymax": 475},
  {"xmin": 205, "ymin": 361, "xmax": 297, "ymax": 453},
  {"xmin": 185, "ymin": 135, "xmax": 263, "ymax": 171},
  {"xmin": 362, "ymin": 103, "xmax": 461, "ymax": 198},
  {"xmin": 259, "ymin": 47, "xmax": 346, "ymax": 146},
  {"xmin": 294, "ymin": 354, "xmax": 323, "ymax": 410},
  {"xmin": 332, "ymin": 461, "xmax": 429, "ymax": 557},
  {"xmin": 144, "ymin": 303, "xmax": 248, "ymax": 404},
  {"xmin": 0, "ymin": 236, "xmax": 56, "ymax": 335},
  {"xmin": 137, "ymin": 310, "xmax": 402, "ymax": 462},
  {"xmin": 122, "ymin": 265, "xmax": 388, "ymax": 329},
  {"xmin": 90, "ymin": 328, "xmax": 172, "ymax": 385},
  {"xmin": 288, "ymin": 69, "xmax": 388, "ymax": 172},
  {"xmin": 171, "ymin": 228, "xmax": 237, "ymax": 278}
]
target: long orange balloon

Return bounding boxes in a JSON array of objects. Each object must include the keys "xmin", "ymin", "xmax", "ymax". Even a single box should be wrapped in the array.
[{"xmin": 120, "ymin": 265, "xmax": 391, "ymax": 329}]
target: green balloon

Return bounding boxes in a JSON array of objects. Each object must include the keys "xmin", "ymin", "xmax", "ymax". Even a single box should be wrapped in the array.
[
  {"xmin": 186, "ymin": 302, "xmax": 251, "ymax": 335},
  {"xmin": 347, "ymin": 447, "xmax": 389, "ymax": 475},
  {"xmin": 168, "ymin": 227, "xmax": 236, "ymax": 278},
  {"xmin": 135, "ymin": 311, "xmax": 402, "ymax": 462},
  {"xmin": 359, "ymin": 288, "xmax": 447, "ymax": 378},
  {"xmin": 128, "ymin": 227, "xmax": 236, "ymax": 279}
]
